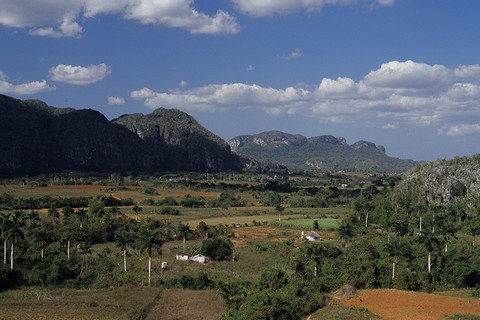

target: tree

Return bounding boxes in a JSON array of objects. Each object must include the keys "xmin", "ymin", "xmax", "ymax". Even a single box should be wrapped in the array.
[
  {"xmin": 303, "ymin": 243, "xmax": 340, "ymax": 277},
  {"xmin": 338, "ymin": 222, "xmax": 355, "ymax": 248},
  {"xmin": 47, "ymin": 206, "xmax": 60, "ymax": 221},
  {"xmin": 75, "ymin": 208, "xmax": 88, "ymax": 229},
  {"xmin": 383, "ymin": 240, "xmax": 403, "ymax": 281},
  {"xmin": 31, "ymin": 221, "xmax": 54, "ymax": 259},
  {"xmin": 76, "ymin": 241, "xmax": 92, "ymax": 276},
  {"xmin": 137, "ymin": 226, "xmax": 164, "ymax": 285},
  {"xmin": 417, "ymin": 229, "xmax": 441, "ymax": 273},
  {"xmin": 132, "ymin": 204, "xmax": 142, "ymax": 220},
  {"xmin": 177, "ymin": 224, "xmax": 192, "ymax": 254},
  {"xmin": 0, "ymin": 212, "xmax": 11, "ymax": 265},
  {"xmin": 4, "ymin": 211, "xmax": 24, "ymax": 270},
  {"xmin": 115, "ymin": 227, "xmax": 134, "ymax": 272},
  {"xmin": 436, "ymin": 215, "xmax": 457, "ymax": 252},
  {"xmin": 312, "ymin": 220, "xmax": 319, "ymax": 231},
  {"xmin": 201, "ymin": 237, "xmax": 233, "ymax": 261},
  {"xmin": 468, "ymin": 216, "xmax": 480, "ymax": 246}
]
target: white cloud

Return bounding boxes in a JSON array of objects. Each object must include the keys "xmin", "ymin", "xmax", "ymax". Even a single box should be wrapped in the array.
[
  {"xmin": 233, "ymin": 0, "xmax": 395, "ymax": 17},
  {"xmin": 0, "ymin": 0, "xmax": 239, "ymax": 36},
  {"xmin": 131, "ymin": 60, "xmax": 480, "ymax": 135},
  {"xmin": 179, "ymin": 80, "xmax": 189, "ymax": 88},
  {"xmin": 439, "ymin": 124, "xmax": 480, "ymax": 136},
  {"xmin": 107, "ymin": 96, "xmax": 126, "ymax": 105},
  {"xmin": 246, "ymin": 65, "xmax": 255, "ymax": 71},
  {"xmin": 49, "ymin": 64, "xmax": 111, "ymax": 85},
  {"xmin": 284, "ymin": 48, "xmax": 303, "ymax": 60},
  {"xmin": 0, "ymin": 70, "xmax": 55, "ymax": 95},
  {"xmin": 29, "ymin": 12, "xmax": 83, "ymax": 38}
]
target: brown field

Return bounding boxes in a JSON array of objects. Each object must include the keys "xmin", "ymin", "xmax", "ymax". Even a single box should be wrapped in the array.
[
  {"xmin": 343, "ymin": 289, "xmax": 480, "ymax": 320},
  {"xmin": 0, "ymin": 287, "xmax": 225, "ymax": 320},
  {"xmin": 146, "ymin": 288, "xmax": 225, "ymax": 320}
]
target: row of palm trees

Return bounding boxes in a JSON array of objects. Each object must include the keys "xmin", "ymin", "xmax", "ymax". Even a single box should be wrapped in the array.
[{"xmin": 0, "ymin": 209, "xmax": 195, "ymax": 286}]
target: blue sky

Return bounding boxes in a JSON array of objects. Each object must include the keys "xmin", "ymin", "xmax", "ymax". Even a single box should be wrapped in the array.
[{"xmin": 1, "ymin": 0, "xmax": 480, "ymax": 161}]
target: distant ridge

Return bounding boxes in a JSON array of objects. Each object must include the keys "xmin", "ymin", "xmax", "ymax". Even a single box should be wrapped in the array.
[
  {"xmin": 229, "ymin": 131, "xmax": 415, "ymax": 173},
  {"xmin": 0, "ymin": 94, "xmax": 241, "ymax": 177}
]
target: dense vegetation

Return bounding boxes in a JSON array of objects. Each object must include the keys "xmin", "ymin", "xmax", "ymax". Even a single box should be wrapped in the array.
[{"xmin": 1, "ymin": 155, "xmax": 480, "ymax": 319}]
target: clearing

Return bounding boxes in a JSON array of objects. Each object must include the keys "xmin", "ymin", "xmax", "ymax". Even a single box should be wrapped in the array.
[{"xmin": 343, "ymin": 289, "xmax": 480, "ymax": 320}]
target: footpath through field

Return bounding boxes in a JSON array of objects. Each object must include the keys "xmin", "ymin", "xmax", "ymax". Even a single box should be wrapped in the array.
[{"xmin": 344, "ymin": 289, "xmax": 480, "ymax": 320}]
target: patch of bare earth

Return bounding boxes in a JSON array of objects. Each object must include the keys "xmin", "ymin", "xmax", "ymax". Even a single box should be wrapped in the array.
[
  {"xmin": 146, "ymin": 288, "xmax": 225, "ymax": 320},
  {"xmin": 343, "ymin": 289, "xmax": 480, "ymax": 320}
]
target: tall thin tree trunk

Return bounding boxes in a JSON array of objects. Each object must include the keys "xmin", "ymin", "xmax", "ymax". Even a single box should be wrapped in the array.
[
  {"xmin": 41, "ymin": 248, "xmax": 44, "ymax": 259},
  {"xmin": 419, "ymin": 216, "xmax": 422, "ymax": 232},
  {"xmin": 123, "ymin": 250, "xmax": 127, "ymax": 272},
  {"xmin": 3, "ymin": 239, "xmax": 6, "ymax": 264},
  {"xmin": 365, "ymin": 212, "xmax": 369, "ymax": 228},
  {"xmin": 67, "ymin": 240, "xmax": 70, "ymax": 258},
  {"xmin": 392, "ymin": 262, "xmax": 396, "ymax": 280},
  {"xmin": 314, "ymin": 263, "xmax": 318, "ymax": 277},
  {"xmin": 148, "ymin": 255, "xmax": 152, "ymax": 286},
  {"xmin": 10, "ymin": 242, "xmax": 13, "ymax": 270},
  {"xmin": 427, "ymin": 251, "xmax": 431, "ymax": 273},
  {"xmin": 445, "ymin": 242, "xmax": 448, "ymax": 252},
  {"xmin": 183, "ymin": 237, "xmax": 186, "ymax": 254}
]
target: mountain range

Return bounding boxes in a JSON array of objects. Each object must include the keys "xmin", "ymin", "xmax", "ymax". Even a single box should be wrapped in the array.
[
  {"xmin": 0, "ymin": 94, "xmax": 241, "ymax": 177},
  {"xmin": 228, "ymin": 131, "xmax": 415, "ymax": 173},
  {"xmin": 0, "ymin": 94, "xmax": 415, "ymax": 177}
]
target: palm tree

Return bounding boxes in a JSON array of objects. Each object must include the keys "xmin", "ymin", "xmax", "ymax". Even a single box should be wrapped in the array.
[
  {"xmin": 0, "ymin": 212, "xmax": 11, "ymax": 265},
  {"xmin": 177, "ymin": 224, "xmax": 192, "ymax": 254},
  {"xmin": 31, "ymin": 221, "xmax": 53, "ymax": 259},
  {"xmin": 417, "ymin": 229, "xmax": 441, "ymax": 273},
  {"xmin": 436, "ymin": 215, "xmax": 457, "ymax": 252},
  {"xmin": 75, "ymin": 208, "xmax": 88, "ymax": 229},
  {"xmin": 137, "ymin": 226, "xmax": 164, "ymax": 285},
  {"xmin": 115, "ymin": 227, "xmax": 134, "ymax": 272},
  {"xmin": 468, "ymin": 216, "xmax": 480, "ymax": 246},
  {"xmin": 383, "ymin": 240, "xmax": 403, "ymax": 281},
  {"xmin": 76, "ymin": 241, "xmax": 93, "ymax": 276},
  {"xmin": 5, "ymin": 211, "xmax": 24, "ymax": 270},
  {"xmin": 304, "ymin": 243, "xmax": 324, "ymax": 277},
  {"xmin": 338, "ymin": 222, "xmax": 355, "ymax": 248}
]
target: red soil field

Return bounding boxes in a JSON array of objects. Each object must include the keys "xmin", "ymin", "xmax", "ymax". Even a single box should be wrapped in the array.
[{"xmin": 344, "ymin": 289, "xmax": 480, "ymax": 320}]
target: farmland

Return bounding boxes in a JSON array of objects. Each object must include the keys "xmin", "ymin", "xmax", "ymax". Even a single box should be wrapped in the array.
[{"xmin": 1, "ymin": 168, "xmax": 480, "ymax": 319}]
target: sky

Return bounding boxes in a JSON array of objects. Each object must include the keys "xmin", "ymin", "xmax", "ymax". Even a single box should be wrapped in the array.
[{"xmin": 1, "ymin": 0, "xmax": 480, "ymax": 161}]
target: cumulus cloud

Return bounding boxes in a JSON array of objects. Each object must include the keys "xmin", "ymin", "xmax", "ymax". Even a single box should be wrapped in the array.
[
  {"xmin": 49, "ymin": 64, "xmax": 111, "ymax": 85},
  {"xmin": 131, "ymin": 60, "xmax": 480, "ymax": 135},
  {"xmin": 107, "ymin": 96, "xmax": 126, "ymax": 105},
  {"xmin": 29, "ymin": 12, "xmax": 83, "ymax": 38},
  {"xmin": 232, "ymin": 0, "xmax": 395, "ymax": 17},
  {"xmin": 438, "ymin": 124, "xmax": 480, "ymax": 136},
  {"xmin": 0, "ymin": 0, "xmax": 239, "ymax": 36},
  {"xmin": 0, "ymin": 70, "xmax": 55, "ymax": 95}
]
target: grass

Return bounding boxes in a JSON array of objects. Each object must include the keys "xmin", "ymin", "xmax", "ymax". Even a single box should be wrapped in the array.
[
  {"xmin": 275, "ymin": 217, "xmax": 341, "ymax": 229},
  {"xmin": 0, "ymin": 286, "xmax": 161, "ymax": 320},
  {"xmin": 0, "ymin": 287, "xmax": 225, "ymax": 320},
  {"xmin": 309, "ymin": 299, "xmax": 380, "ymax": 320}
]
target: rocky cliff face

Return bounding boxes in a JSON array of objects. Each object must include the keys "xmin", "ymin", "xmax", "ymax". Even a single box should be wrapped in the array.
[
  {"xmin": 0, "ymin": 94, "xmax": 241, "ymax": 177},
  {"xmin": 400, "ymin": 155, "xmax": 480, "ymax": 205},
  {"xmin": 228, "ymin": 131, "xmax": 415, "ymax": 173}
]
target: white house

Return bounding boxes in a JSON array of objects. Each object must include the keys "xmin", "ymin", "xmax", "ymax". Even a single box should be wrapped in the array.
[
  {"xmin": 190, "ymin": 254, "xmax": 209, "ymax": 263},
  {"xmin": 301, "ymin": 231, "xmax": 321, "ymax": 242},
  {"xmin": 176, "ymin": 254, "xmax": 189, "ymax": 261}
]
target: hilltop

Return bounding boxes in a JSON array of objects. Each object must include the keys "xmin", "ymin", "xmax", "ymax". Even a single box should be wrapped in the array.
[{"xmin": 229, "ymin": 131, "xmax": 415, "ymax": 173}]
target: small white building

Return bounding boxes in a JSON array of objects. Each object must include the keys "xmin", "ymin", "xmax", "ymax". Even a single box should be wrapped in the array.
[
  {"xmin": 301, "ymin": 231, "xmax": 321, "ymax": 242},
  {"xmin": 190, "ymin": 254, "xmax": 209, "ymax": 263},
  {"xmin": 176, "ymin": 254, "xmax": 189, "ymax": 261}
]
